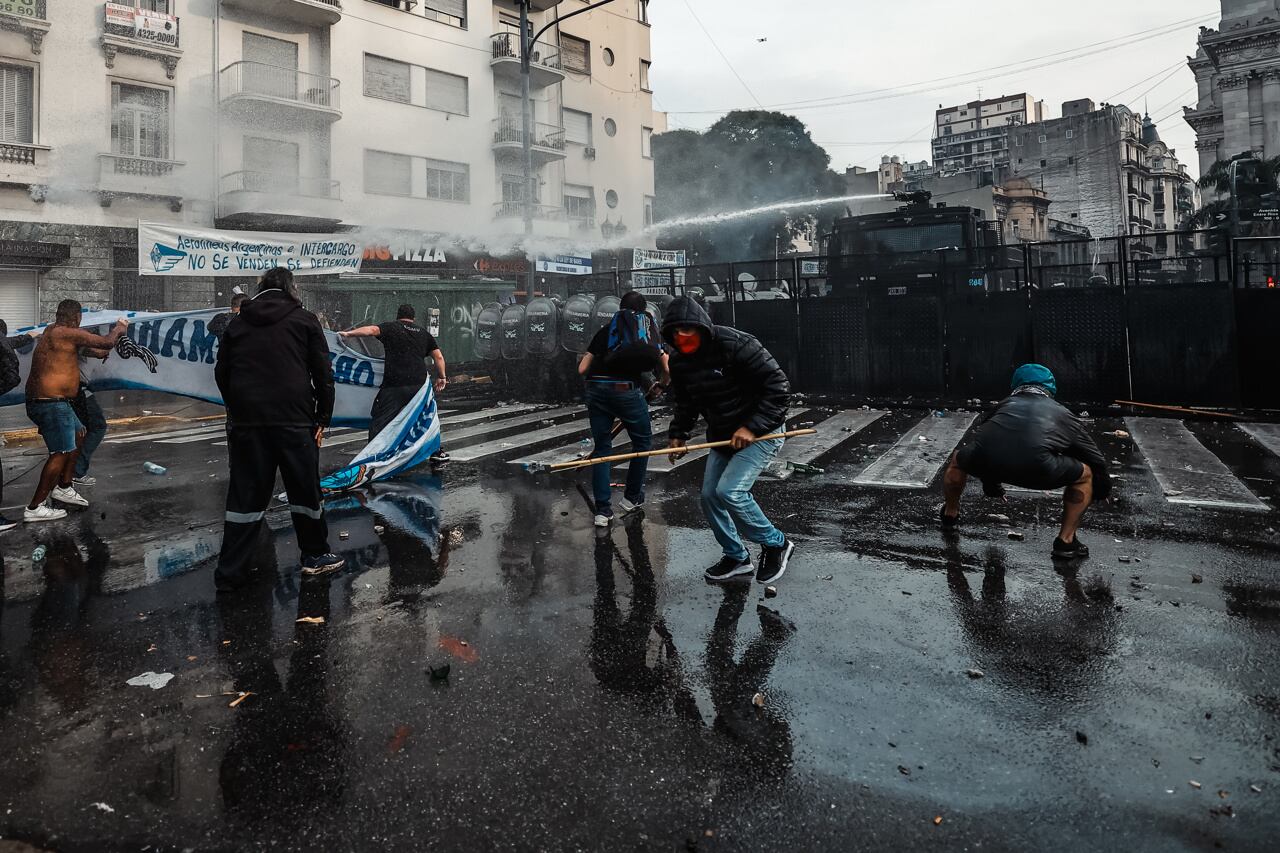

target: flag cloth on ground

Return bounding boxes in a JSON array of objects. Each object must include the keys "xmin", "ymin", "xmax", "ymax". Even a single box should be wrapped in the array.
[{"xmin": 320, "ymin": 382, "xmax": 441, "ymax": 495}]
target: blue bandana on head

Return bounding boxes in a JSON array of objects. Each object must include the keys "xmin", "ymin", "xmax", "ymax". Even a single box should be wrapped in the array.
[{"xmin": 1011, "ymin": 363, "xmax": 1057, "ymax": 398}]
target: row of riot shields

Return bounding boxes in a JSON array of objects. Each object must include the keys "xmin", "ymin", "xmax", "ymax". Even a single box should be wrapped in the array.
[{"xmin": 473, "ymin": 293, "xmax": 675, "ymax": 361}]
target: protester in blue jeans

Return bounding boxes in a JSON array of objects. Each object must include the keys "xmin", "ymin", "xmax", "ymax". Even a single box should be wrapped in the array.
[
  {"xmin": 662, "ymin": 296, "xmax": 795, "ymax": 585},
  {"xmin": 577, "ymin": 292, "xmax": 668, "ymax": 528}
]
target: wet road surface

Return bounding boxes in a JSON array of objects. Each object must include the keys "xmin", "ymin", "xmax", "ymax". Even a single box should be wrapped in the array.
[{"xmin": 1, "ymin": 399, "xmax": 1278, "ymax": 851}]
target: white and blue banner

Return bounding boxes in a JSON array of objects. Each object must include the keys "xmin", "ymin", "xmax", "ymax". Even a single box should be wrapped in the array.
[
  {"xmin": 3, "ymin": 307, "xmax": 441, "ymax": 494},
  {"xmin": 138, "ymin": 222, "xmax": 363, "ymax": 277},
  {"xmin": 536, "ymin": 254, "xmax": 593, "ymax": 276}
]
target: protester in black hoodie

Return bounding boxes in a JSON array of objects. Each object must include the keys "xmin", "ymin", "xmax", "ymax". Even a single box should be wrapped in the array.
[
  {"xmin": 214, "ymin": 268, "xmax": 342, "ymax": 593},
  {"xmin": 662, "ymin": 297, "xmax": 795, "ymax": 586}
]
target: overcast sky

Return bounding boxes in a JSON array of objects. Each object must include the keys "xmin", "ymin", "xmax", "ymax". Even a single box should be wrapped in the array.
[{"xmin": 648, "ymin": 0, "xmax": 1220, "ymax": 175}]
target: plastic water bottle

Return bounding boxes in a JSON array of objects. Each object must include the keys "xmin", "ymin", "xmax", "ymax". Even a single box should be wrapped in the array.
[
  {"xmin": 143, "ymin": 462, "xmax": 167, "ymax": 475},
  {"xmin": 32, "ymin": 545, "xmax": 46, "ymax": 562}
]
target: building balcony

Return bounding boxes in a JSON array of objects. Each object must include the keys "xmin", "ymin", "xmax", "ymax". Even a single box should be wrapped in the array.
[
  {"xmin": 218, "ymin": 170, "xmax": 342, "ymax": 229},
  {"xmin": 493, "ymin": 201, "xmax": 565, "ymax": 221},
  {"xmin": 568, "ymin": 214, "xmax": 596, "ymax": 232},
  {"xmin": 97, "ymin": 153, "xmax": 185, "ymax": 210},
  {"xmin": 0, "ymin": 0, "xmax": 49, "ymax": 54},
  {"xmin": 491, "ymin": 118, "xmax": 566, "ymax": 165},
  {"xmin": 101, "ymin": 3, "xmax": 181, "ymax": 79},
  {"xmin": 0, "ymin": 141, "xmax": 51, "ymax": 197},
  {"xmin": 220, "ymin": 62, "xmax": 341, "ymax": 122},
  {"xmin": 491, "ymin": 32, "xmax": 564, "ymax": 89},
  {"xmin": 222, "ymin": 0, "xmax": 341, "ymax": 26}
]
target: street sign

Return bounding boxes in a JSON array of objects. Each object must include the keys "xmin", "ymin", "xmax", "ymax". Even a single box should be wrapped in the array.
[{"xmin": 535, "ymin": 255, "xmax": 593, "ymax": 275}]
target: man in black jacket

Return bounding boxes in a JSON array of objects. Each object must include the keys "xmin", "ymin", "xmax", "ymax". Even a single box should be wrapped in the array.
[
  {"xmin": 941, "ymin": 364, "xmax": 1111, "ymax": 560},
  {"xmin": 663, "ymin": 297, "xmax": 795, "ymax": 585},
  {"xmin": 214, "ymin": 268, "xmax": 343, "ymax": 593}
]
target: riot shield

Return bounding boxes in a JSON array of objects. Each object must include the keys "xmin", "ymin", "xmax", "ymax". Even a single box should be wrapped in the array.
[
  {"xmin": 560, "ymin": 293, "xmax": 597, "ymax": 353},
  {"xmin": 499, "ymin": 303, "xmax": 527, "ymax": 360},
  {"xmin": 524, "ymin": 296, "xmax": 561, "ymax": 356},
  {"xmin": 473, "ymin": 302, "xmax": 504, "ymax": 361}
]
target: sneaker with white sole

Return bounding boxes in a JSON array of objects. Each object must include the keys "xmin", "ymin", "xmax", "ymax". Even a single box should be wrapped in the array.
[
  {"xmin": 51, "ymin": 486, "xmax": 89, "ymax": 508},
  {"xmin": 593, "ymin": 513, "xmax": 612, "ymax": 528},
  {"xmin": 705, "ymin": 555, "xmax": 754, "ymax": 582},
  {"xmin": 0, "ymin": 515, "xmax": 19, "ymax": 533},
  {"xmin": 301, "ymin": 553, "xmax": 345, "ymax": 576},
  {"xmin": 72, "ymin": 475, "xmax": 96, "ymax": 487},
  {"xmin": 24, "ymin": 503, "xmax": 67, "ymax": 523},
  {"xmin": 619, "ymin": 498, "xmax": 644, "ymax": 515},
  {"xmin": 756, "ymin": 539, "xmax": 796, "ymax": 585}
]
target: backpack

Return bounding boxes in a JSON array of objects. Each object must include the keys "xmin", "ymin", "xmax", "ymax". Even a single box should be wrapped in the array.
[
  {"xmin": 0, "ymin": 341, "xmax": 20, "ymax": 396},
  {"xmin": 606, "ymin": 310, "xmax": 651, "ymax": 352}
]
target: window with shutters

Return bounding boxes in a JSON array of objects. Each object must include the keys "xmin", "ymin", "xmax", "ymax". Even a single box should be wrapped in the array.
[
  {"xmin": 423, "ymin": 158, "xmax": 468, "ymax": 201},
  {"xmin": 641, "ymin": 126, "xmax": 653, "ymax": 158},
  {"xmin": 365, "ymin": 150, "xmax": 469, "ymax": 202},
  {"xmin": 0, "ymin": 63, "xmax": 34, "ymax": 145},
  {"xmin": 562, "ymin": 108, "xmax": 591, "ymax": 146},
  {"xmin": 560, "ymin": 34, "xmax": 589, "ymax": 74},
  {"xmin": 424, "ymin": 68, "xmax": 467, "ymax": 115},
  {"xmin": 644, "ymin": 195, "xmax": 656, "ymax": 228},
  {"xmin": 638, "ymin": 0, "xmax": 650, "ymax": 24},
  {"xmin": 365, "ymin": 55, "xmax": 411, "ymax": 103},
  {"xmin": 365, "ymin": 149, "xmax": 412, "ymax": 196},
  {"xmin": 564, "ymin": 185, "xmax": 594, "ymax": 222},
  {"xmin": 422, "ymin": 0, "xmax": 466, "ymax": 29},
  {"xmin": 640, "ymin": 60, "xmax": 651, "ymax": 92},
  {"xmin": 111, "ymin": 82, "xmax": 170, "ymax": 160}
]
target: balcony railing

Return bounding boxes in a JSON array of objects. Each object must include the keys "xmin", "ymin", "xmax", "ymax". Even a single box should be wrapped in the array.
[
  {"xmin": 493, "ymin": 201, "xmax": 563, "ymax": 220},
  {"xmin": 221, "ymin": 170, "xmax": 340, "ymax": 200},
  {"xmin": 569, "ymin": 214, "xmax": 596, "ymax": 231},
  {"xmin": 0, "ymin": 141, "xmax": 39, "ymax": 165},
  {"xmin": 1, "ymin": 0, "xmax": 47, "ymax": 21},
  {"xmin": 99, "ymin": 153, "xmax": 181, "ymax": 177},
  {"xmin": 491, "ymin": 32, "xmax": 562, "ymax": 73},
  {"xmin": 492, "ymin": 118, "xmax": 566, "ymax": 151},
  {"xmin": 220, "ymin": 61, "xmax": 340, "ymax": 111}
]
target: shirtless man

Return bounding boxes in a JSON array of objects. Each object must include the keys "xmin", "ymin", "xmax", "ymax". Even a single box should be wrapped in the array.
[{"xmin": 23, "ymin": 299, "xmax": 127, "ymax": 523}]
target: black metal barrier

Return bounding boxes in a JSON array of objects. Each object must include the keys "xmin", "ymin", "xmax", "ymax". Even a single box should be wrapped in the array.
[
  {"xmin": 946, "ymin": 289, "xmax": 1033, "ymax": 401},
  {"xmin": 1031, "ymin": 286, "xmax": 1129, "ymax": 403},
  {"xmin": 1127, "ymin": 284, "xmax": 1239, "ymax": 407},
  {"xmin": 1235, "ymin": 288, "xmax": 1280, "ymax": 409}
]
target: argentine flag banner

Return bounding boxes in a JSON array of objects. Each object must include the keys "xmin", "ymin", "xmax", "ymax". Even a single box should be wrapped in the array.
[{"xmin": 320, "ymin": 382, "xmax": 441, "ymax": 496}]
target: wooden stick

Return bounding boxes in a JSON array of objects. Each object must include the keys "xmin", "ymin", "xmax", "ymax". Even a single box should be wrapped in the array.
[
  {"xmin": 1114, "ymin": 400, "xmax": 1243, "ymax": 420},
  {"xmin": 544, "ymin": 429, "xmax": 818, "ymax": 473}
]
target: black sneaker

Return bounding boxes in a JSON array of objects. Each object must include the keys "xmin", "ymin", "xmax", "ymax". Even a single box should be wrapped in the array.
[
  {"xmin": 757, "ymin": 539, "xmax": 796, "ymax": 585},
  {"xmin": 301, "ymin": 553, "xmax": 346, "ymax": 576},
  {"xmin": 0, "ymin": 515, "xmax": 17, "ymax": 534},
  {"xmin": 705, "ymin": 555, "xmax": 754, "ymax": 583},
  {"xmin": 940, "ymin": 505, "xmax": 961, "ymax": 528},
  {"xmin": 1052, "ymin": 536, "xmax": 1090, "ymax": 560}
]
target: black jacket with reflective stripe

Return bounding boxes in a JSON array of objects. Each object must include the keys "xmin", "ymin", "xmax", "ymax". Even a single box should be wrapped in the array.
[{"xmin": 661, "ymin": 297, "xmax": 790, "ymax": 446}]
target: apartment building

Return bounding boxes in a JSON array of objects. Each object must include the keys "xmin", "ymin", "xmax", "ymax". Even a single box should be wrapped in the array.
[
  {"xmin": 0, "ymin": 0, "xmax": 662, "ymax": 325},
  {"xmin": 932, "ymin": 93, "xmax": 1044, "ymax": 178}
]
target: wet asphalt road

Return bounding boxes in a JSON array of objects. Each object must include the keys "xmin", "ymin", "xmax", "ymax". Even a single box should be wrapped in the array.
[{"xmin": 0, "ymin": 399, "xmax": 1278, "ymax": 852}]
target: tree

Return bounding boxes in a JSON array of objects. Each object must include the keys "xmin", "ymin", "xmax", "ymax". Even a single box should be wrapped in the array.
[
  {"xmin": 652, "ymin": 111, "xmax": 846, "ymax": 264},
  {"xmin": 1187, "ymin": 151, "xmax": 1280, "ymax": 232}
]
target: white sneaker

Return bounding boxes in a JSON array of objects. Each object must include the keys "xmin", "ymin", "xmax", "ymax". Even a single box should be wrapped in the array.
[
  {"xmin": 73, "ymin": 475, "xmax": 97, "ymax": 487},
  {"xmin": 620, "ymin": 498, "xmax": 643, "ymax": 515},
  {"xmin": 593, "ymin": 514, "xmax": 612, "ymax": 528},
  {"xmin": 51, "ymin": 486, "xmax": 89, "ymax": 508},
  {"xmin": 24, "ymin": 503, "xmax": 68, "ymax": 523}
]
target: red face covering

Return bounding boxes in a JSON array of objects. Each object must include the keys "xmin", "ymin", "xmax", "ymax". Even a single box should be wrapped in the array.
[{"xmin": 673, "ymin": 329, "xmax": 701, "ymax": 355}]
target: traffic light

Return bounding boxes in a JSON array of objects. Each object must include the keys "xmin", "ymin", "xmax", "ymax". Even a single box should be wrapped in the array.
[{"xmin": 1207, "ymin": 226, "xmax": 1230, "ymax": 256}]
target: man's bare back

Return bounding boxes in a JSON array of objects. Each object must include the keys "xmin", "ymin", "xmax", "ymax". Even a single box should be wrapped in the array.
[{"xmin": 27, "ymin": 321, "xmax": 128, "ymax": 399}]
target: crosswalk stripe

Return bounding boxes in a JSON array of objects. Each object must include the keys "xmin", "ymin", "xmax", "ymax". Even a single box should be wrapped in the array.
[
  {"xmin": 629, "ymin": 428, "xmax": 709, "ymax": 474},
  {"xmin": 1127, "ymin": 418, "xmax": 1267, "ymax": 511},
  {"xmin": 762, "ymin": 409, "xmax": 888, "ymax": 480},
  {"xmin": 446, "ymin": 406, "xmax": 581, "ymax": 443},
  {"xmin": 442, "ymin": 403, "xmax": 544, "ymax": 425},
  {"xmin": 109, "ymin": 423, "xmax": 226, "ymax": 445},
  {"xmin": 510, "ymin": 416, "xmax": 673, "ymax": 468},
  {"xmin": 1240, "ymin": 422, "xmax": 1280, "ymax": 459},
  {"xmin": 162, "ymin": 426, "xmax": 357, "ymax": 446},
  {"xmin": 449, "ymin": 416, "xmax": 591, "ymax": 463},
  {"xmin": 852, "ymin": 412, "xmax": 977, "ymax": 488}
]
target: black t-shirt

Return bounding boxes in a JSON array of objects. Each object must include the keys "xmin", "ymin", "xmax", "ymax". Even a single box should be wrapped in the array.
[
  {"xmin": 585, "ymin": 327, "xmax": 663, "ymax": 385},
  {"xmin": 379, "ymin": 321, "xmax": 439, "ymax": 388}
]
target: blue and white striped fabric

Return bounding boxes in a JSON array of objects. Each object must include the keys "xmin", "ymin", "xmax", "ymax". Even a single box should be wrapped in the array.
[{"xmin": 320, "ymin": 382, "xmax": 442, "ymax": 495}]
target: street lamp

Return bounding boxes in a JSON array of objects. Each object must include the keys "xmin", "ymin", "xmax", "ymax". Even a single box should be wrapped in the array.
[{"xmin": 517, "ymin": 0, "xmax": 619, "ymax": 291}]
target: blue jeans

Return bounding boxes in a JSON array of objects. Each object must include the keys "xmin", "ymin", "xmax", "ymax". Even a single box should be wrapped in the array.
[
  {"xmin": 701, "ymin": 437, "xmax": 786, "ymax": 561},
  {"xmin": 586, "ymin": 383, "xmax": 653, "ymax": 515},
  {"xmin": 26, "ymin": 400, "xmax": 84, "ymax": 455}
]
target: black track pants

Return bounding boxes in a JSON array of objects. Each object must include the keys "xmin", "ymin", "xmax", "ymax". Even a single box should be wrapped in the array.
[{"xmin": 369, "ymin": 384, "xmax": 421, "ymax": 443}]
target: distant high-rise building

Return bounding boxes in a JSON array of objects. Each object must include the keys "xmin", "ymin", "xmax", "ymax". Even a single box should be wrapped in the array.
[{"xmin": 932, "ymin": 93, "xmax": 1044, "ymax": 177}]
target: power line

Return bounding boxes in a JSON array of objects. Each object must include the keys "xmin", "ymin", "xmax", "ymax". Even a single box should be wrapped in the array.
[{"xmin": 676, "ymin": 0, "xmax": 763, "ymax": 107}]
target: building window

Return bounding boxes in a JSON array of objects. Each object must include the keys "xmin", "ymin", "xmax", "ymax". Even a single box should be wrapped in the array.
[
  {"xmin": 1065, "ymin": 129, "xmax": 1074, "ymax": 139},
  {"xmin": 365, "ymin": 149, "xmax": 469, "ymax": 201},
  {"xmin": 604, "ymin": 117, "xmax": 617, "ymax": 137},
  {"xmin": 943, "ymin": 126, "xmax": 951, "ymax": 136},
  {"xmin": 1039, "ymin": 159, "xmax": 1046, "ymax": 167},
  {"xmin": 605, "ymin": 189, "xmax": 619, "ymax": 209},
  {"xmin": 602, "ymin": 48, "xmax": 615, "ymax": 67},
  {"xmin": 564, "ymin": 184, "xmax": 595, "ymax": 223},
  {"xmin": 114, "ymin": 0, "xmax": 172, "ymax": 11},
  {"xmin": 111, "ymin": 82, "xmax": 170, "ymax": 159},
  {"xmin": 644, "ymin": 195, "xmax": 655, "ymax": 228},
  {"xmin": 561, "ymin": 34, "xmax": 590, "ymax": 74},
  {"xmin": 563, "ymin": 107, "xmax": 592, "ymax": 146},
  {"xmin": 1067, "ymin": 156, "xmax": 1075, "ymax": 165},
  {"xmin": 364, "ymin": 54, "xmax": 468, "ymax": 115},
  {"xmin": 638, "ymin": 0, "xmax": 650, "ymax": 24},
  {"xmin": 421, "ymin": 0, "xmax": 467, "ymax": 28},
  {"xmin": 1015, "ymin": 135, "xmax": 1022, "ymax": 146},
  {"xmin": 0, "ymin": 63, "xmax": 34, "ymax": 145},
  {"xmin": 641, "ymin": 126, "xmax": 652, "ymax": 158},
  {"xmin": 640, "ymin": 60, "xmax": 651, "ymax": 92}
]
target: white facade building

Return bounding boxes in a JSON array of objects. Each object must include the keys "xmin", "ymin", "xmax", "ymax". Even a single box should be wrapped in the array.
[{"xmin": 0, "ymin": 0, "xmax": 662, "ymax": 324}]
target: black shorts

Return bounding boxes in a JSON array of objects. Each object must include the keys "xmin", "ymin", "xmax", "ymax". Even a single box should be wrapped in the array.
[{"xmin": 955, "ymin": 443, "xmax": 1085, "ymax": 491}]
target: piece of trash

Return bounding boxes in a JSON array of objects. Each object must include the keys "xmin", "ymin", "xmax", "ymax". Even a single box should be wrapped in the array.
[
  {"xmin": 1076, "ymin": 731, "xmax": 1088, "ymax": 746},
  {"xmin": 32, "ymin": 545, "xmax": 47, "ymax": 562},
  {"xmin": 388, "ymin": 724, "xmax": 412, "ymax": 753},
  {"xmin": 439, "ymin": 636, "xmax": 479, "ymax": 663},
  {"xmin": 1007, "ymin": 532, "xmax": 1024, "ymax": 541},
  {"xmin": 897, "ymin": 765, "xmax": 911, "ymax": 776},
  {"xmin": 1217, "ymin": 789, "xmax": 1229, "ymax": 799},
  {"xmin": 228, "ymin": 692, "xmax": 253, "ymax": 708},
  {"xmin": 989, "ymin": 513, "xmax": 1010, "ymax": 522},
  {"xmin": 1189, "ymin": 780, "xmax": 1202, "ymax": 789},
  {"xmin": 373, "ymin": 525, "xmax": 385, "ymax": 534},
  {"xmin": 429, "ymin": 664, "xmax": 451, "ymax": 681},
  {"xmin": 965, "ymin": 668, "xmax": 984, "ymax": 679},
  {"xmin": 1119, "ymin": 556, "xmax": 1132, "ymax": 563},
  {"xmin": 1251, "ymin": 784, "xmax": 1263, "ymax": 793},
  {"xmin": 1164, "ymin": 489, "xmax": 1184, "ymax": 497},
  {"xmin": 1209, "ymin": 804, "xmax": 1234, "ymax": 818},
  {"xmin": 764, "ymin": 586, "xmax": 778, "ymax": 599},
  {"xmin": 1192, "ymin": 574, "xmax": 1204, "ymax": 584},
  {"xmin": 933, "ymin": 816, "xmax": 943, "ymax": 826},
  {"xmin": 1106, "ymin": 430, "xmax": 1130, "ymax": 438},
  {"xmin": 296, "ymin": 616, "xmax": 325, "ymax": 625},
  {"xmin": 126, "ymin": 672, "xmax": 174, "ymax": 690},
  {"xmin": 91, "ymin": 802, "xmax": 115, "ymax": 814},
  {"xmin": 195, "ymin": 693, "xmax": 212, "ymax": 698},
  {"xmin": 143, "ymin": 461, "xmax": 167, "ymax": 475},
  {"xmin": 146, "ymin": 644, "xmax": 157, "ymax": 653},
  {"xmin": 1190, "ymin": 755, "xmax": 1205, "ymax": 763},
  {"xmin": 752, "ymin": 692, "xmax": 766, "ymax": 708},
  {"xmin": 817, "ymin": 574, "xmax": 834, "ymax": 581},
  {"xmin": 338, "ymin": 531, "xmax": 349, "ymax": 540},
  {"xmin": 222, "ymin": 640, "xmax": 231, "ymax": 646}
]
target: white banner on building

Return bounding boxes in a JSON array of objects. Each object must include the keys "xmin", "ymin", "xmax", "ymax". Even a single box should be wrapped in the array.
[
  {"xmin": 632, "ymin": 248, "xmax": 687, "ymax": 290},
  {"xmin": 536, "ymin": 254, "xmax": 593, "ymax": 276},
  {"xmin": 138, "ymin": 222, "xmax": 363, "ymax": 277}
]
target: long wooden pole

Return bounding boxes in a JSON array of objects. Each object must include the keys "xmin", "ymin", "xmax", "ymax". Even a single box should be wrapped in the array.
[
  {"xmin": 1114, "ymin": 400, "xmax": 1243, "ymax": 420},
  {"xmin": 544, "ymin": 429, "xmax": 818, "ymax": 473}
]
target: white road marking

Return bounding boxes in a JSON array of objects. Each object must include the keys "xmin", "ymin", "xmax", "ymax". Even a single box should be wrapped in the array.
[
  {"xmin": 108, "ymin": 423, "xmax": 226, "ymax": 445},
  {"xmin": 762, "ymin": 409, "xmax": 888, "ymax": 480},
  {"xmin": 630, "ymin": 428, "xmax": 709, "ymax": 474},
  {"xmin": 509, "ymin": 416, "xmax": 673, "ymax": 468},
  {"xmin": 441, "ymin": 404, "xmax": 545, "ymax": 425},
  {"xmin": 1127, "ymin": 418, "xmax": 1267, "ymax": 511},
  {"xmin": 450, "ymin": 417, "xmax": 592, "ymax": 463},
  {"xmin": 852, "ymin": 412, "xmax": 977, "ymax": 488},
  {"xmin": 1240, "ymin": 422, "xmax": 1280, "ymax": 460}
]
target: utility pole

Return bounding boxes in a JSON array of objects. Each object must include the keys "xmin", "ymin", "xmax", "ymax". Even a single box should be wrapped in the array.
[{"xmin": 519, "ymin": 0, "xmax": 619, "ymax": 292}]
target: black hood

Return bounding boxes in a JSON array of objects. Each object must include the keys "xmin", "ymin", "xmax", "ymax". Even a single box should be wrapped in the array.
[
  {"xmin": 661, "ymin": 296, "xmax": 714, "ymax": 344},
  {"xmin": 240, "ymin": 288, "xmax": 301, "ymax": 327}
]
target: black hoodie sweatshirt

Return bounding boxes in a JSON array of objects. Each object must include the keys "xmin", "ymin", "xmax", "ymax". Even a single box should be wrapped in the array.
[
  {"xmin": 215, "ymin": 289, "xmax": 335, "ymax": 428},
  {"xmin": 661, "ymin": 296, "xmax": 790, "ymax": 445}
]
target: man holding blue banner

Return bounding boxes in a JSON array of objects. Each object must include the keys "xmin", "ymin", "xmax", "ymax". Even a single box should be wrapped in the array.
[{"xmin": 214, "ymin": 268, "xmax": 344, "ymax": 593}]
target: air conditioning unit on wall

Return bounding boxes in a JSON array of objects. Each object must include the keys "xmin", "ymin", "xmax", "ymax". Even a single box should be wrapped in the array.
[{"xmin": 584, "ymin": 147, "xmax": 597, "ymax": 160}]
